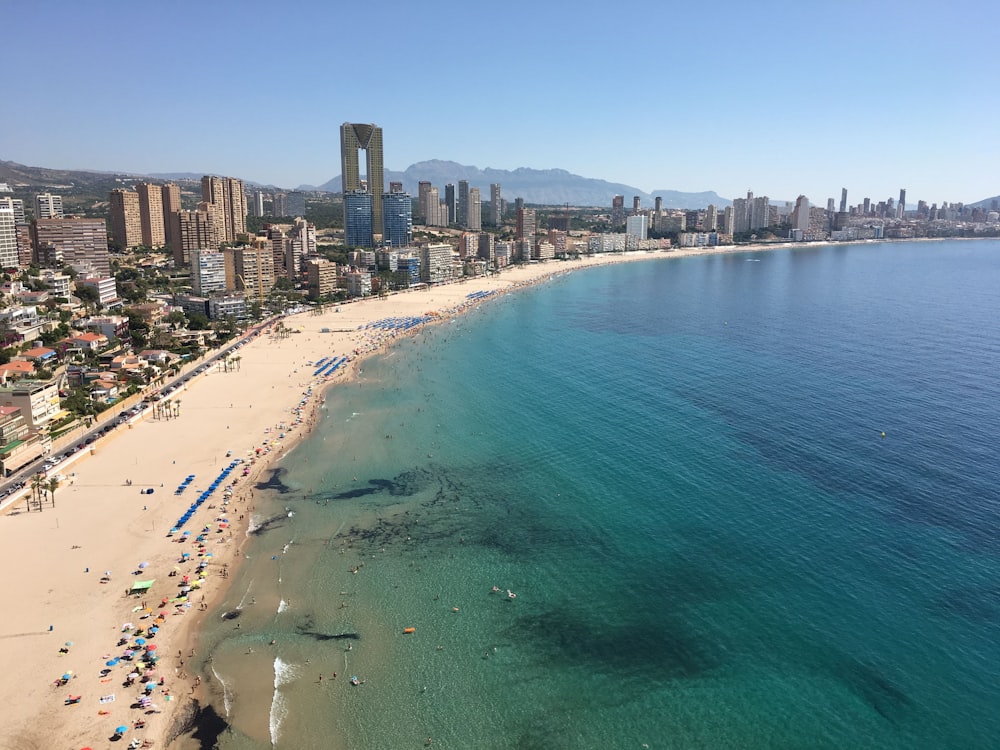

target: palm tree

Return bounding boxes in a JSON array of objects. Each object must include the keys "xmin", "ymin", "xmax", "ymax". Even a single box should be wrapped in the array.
[
  {"xmin": 47, "ymin": 477, "xmax": 59, "ymax": 508},
  {"xmin": 173, "ymin": 400, "xmax": 181, "ymax": 418},
  {"xmin": 233, "ymin": 356, "xmax": 241, "ymax": 372},
  {"xmin": 30, "ymin": 473, "xmax": 46, "ymax": 512}
]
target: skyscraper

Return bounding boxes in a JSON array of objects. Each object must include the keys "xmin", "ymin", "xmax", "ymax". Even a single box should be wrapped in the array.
[
  {"xmin": 704, "ymin": 204, "xmax": 718, "ymax": 232},
  {"xmin": 840, "ymin": 188, "xmax": 848, "ymax": 214},
  {"xmin": 0, "ymin": 203, "xmax": 17, "ymax": 269},
  {"xmin": 136, "ymin": 183, "xmax": 166, "ymax": 247},
  {"xmin": 340, "ymin": 123, "xmax": 384, "ymax": 236},
  {"xmin": 457, "ymin": 180, "xmax": 469, "ymax": 228},
  {"xmin": 109, "ymin": 189, "xmax": 143, "ymax": 249},
  {"xmin": 417, "ymin": 181, "xmax": 432, "ymax": 223},
  {"xmin": 201, "ymin": 176, "xmax": 247, "ymax": 243},
  {"xmin": 468, "ymin": 187, "xmax": 481, "ymax": 232},
  {"xmin": 611, "ymin": 195, "xmax": 625, "ymax": 228},
  {"xmin": 898, "ymin": 188, "xmax": 906, "ymax": 218},
  {"xmin": 345, "ymin": 191, "xmax": 374, "ymax": 248},
  {"xmin": 382, "ymin": 191, "xmax": 413, "ymax": 248},
  {"xmin": 171, "ymin": 207, "xmax": 220, "ymax": 266},
  {"xmin": 161, "ymin": 183, "xmax": 182, "ymax": 249},
  {"xmin": 489, "ymin": 183, "xmax": 502, "ymax": 226},
  {"xmin": 792, "ymin": 195, "xmax": 810, "ymax": 231},
  {"xmin": 632, "ymin": 196, "xmax": 641, "ymax": 215},
  {"xmin": 445, "ymin": 184, "xmax": 456, "ymax": 225}
]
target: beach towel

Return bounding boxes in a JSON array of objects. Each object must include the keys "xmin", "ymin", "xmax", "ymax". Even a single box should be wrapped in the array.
[{"xmin": 100, "ymin": 694, "xmax": 115, "ymax": 703}]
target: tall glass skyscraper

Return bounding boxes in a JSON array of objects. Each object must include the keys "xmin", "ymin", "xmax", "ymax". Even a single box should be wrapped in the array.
[
  {"xmin": 345, "ymin": 191, "xmax": 373, "ymax": 248},
  {"xmin": 340, "ymin": 123, "xmax": 384, "ymax": 236},
  {"xmin": 382, "ymin": 192, "xmax": 413, "ymax": 248}
]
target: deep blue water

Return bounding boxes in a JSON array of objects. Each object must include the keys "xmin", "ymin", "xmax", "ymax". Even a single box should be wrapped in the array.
[{"xmin": 200, "ymin": 240, "xmax": 1000, "ymax": 749}]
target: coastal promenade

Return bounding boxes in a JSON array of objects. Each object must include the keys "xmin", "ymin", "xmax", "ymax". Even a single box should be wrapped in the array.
[{"xmin": 0, "ymin": 250, "xmax": 681, "ymax": 750}]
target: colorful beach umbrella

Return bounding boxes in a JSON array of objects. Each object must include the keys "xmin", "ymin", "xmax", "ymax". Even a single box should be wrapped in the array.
[{"xmin": 115, "ymin": 725, "xmax": 128, "ymax": 735}]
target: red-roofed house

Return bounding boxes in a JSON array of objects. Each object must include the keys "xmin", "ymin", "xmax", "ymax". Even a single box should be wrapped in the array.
[{"xmin": 68, "ymin": 332, "xmax": 109, "ymax": 352}]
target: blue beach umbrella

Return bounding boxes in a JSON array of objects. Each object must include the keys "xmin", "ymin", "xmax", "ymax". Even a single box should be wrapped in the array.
[
  {"xmin": 106, "ymin": 658, "xmax": 119, "ymax": 666},
  {"xmin": 115, "ymin": 725, "xmax": 128, "ymax": 735}
]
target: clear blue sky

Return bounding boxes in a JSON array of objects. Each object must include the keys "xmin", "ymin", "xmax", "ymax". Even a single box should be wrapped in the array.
[{"xmin": 3, "ymin": 0, "xmax": 997, "ymax": 206}]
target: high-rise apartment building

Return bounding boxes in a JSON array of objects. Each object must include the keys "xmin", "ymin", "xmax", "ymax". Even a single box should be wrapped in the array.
[
  {"xmin": 136, "ymin": 183, "xmax": 166, "ymax": 247},
  {"xmin": 467, "ymin": 187, "xmax": 481, "ymax": 232},
  {"xmin": 234, "ymin": 245, "xmax": 276, "ymax": 301},
  {"xmin": 840, "ymin": 188, "xmax": 848, "ymax": 214},
  {"xmin": 190, "ymin": 249, "xmax": 228, "ymax": 295},
  {"xmin": 109, "ymin": 189, "xmax": 143, "ymax": 249},
  {"xmin": 516, "ymin": 205, "xmax": 536, "ymax": 261},
  {"xmin": 340, "ymin": 123, "xmax": 384, "ymax": 237},
  {"xmin": 382, "ymin": 191, "xmax": 413, "ymax": 248},
  {"xmin": 31, "ymin": 217, "xmax": 109, "ymax": 275},
  {"xmin": 457, "ymin": 180, "xmax": 470, "ymax": 228},
  {"xmin": 704, "ymin": 204, "xmax": 718, "ymax": 232},
  {"xmin": 417, "ymin": 182, "xmax": 432, "ymax": 223},
  {"xmin": 898, "ymin": 188, "xmax": 906, "ymax": 218},
  {"xmin": 161, "ymin": 183, "xmax": 181, "ymax": 248},
  {"xmin": 489, "ymin": 183, "xmax": 502, "ymax": 226},
  {"xmin": 170, "ymin": 208, "xmax": 220, "ymax": 265},
  {"xmin": 0, "ymin": 204, "xmax": 17, "ymax": 269},
  {"xmin": 344, "ymin": 191, "xmax": 374, "ymax": 248},
  {"xmin": 611, "ymin": 195, "xmax": 625, "ymax": 228},
  {"xmin": 445, "ymin": 184, "xmax": 456, "ymax": 225},
  {"xmin": 0, "ymin": 197, "xmax": 26, "ymax": 225},
  {"xmin": 201, "ymin": 176, "xmax": 247, "ymax": 243},
  {"xmin": 35, "ymin": 193, "xmax": 64, "ymax": 219},
  {"xmin": 792, "ymin": 195, "xmax": 810, "ymax": 231},
  {"xmin": 426, "ymin": 187, "xmax": 444, "ymax": 227},
  {"xmin": 632, "ymin": 196, "xmax": 641, "ymax": 215}
]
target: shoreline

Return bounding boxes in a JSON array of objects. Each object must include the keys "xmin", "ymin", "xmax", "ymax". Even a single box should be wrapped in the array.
[{"xmin": 0, "ymin": 236, "xmax": 982, "ymax": 749}]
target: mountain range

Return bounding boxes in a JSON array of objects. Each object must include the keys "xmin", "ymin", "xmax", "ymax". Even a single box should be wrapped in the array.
[{"xmin": 304, "ymin": 160, "xmax": 731, "ymax": 210}]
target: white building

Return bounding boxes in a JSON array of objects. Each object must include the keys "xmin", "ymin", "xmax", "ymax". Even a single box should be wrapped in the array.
[
  {"xmin": 345, "ymin": 271, "xmax": 372, "ymax": 297},
  {"xmin": 191, "ymin": 249, "xmax": 227, "ymax": 295},
  {"xmin": 0, "ymin": 204, "xmax": 17, "ymax": 269},
  {"xmin": 625, "ymin": 214, "xmax": 648, "ymax": 240},
  {"xmin": 35, "ymin": 193, "xmax": 64, "ymax": 219},
  {"xmin": 420, "ymin": 243, "xmax": 454, "ymax": 284},
  {"xmin": 76, "ymin": 276, "xmax": 119, "ymax": 306}
]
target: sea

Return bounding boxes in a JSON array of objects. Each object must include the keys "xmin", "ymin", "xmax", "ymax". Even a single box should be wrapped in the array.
[{"xmin": 186, "ymin": 239, "xmax": 1000, "ymax": 750}]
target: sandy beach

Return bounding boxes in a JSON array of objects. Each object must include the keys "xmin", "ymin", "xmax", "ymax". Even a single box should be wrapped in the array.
[{"xmin": 2, "ymin": 248, "xmax": 729, "ymax": 750}]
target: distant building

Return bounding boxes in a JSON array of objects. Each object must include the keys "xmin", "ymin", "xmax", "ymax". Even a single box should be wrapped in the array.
[
  {"xmin": 420, "ymin": 243, "xmax": 454, "ymax": 284},
  {"xmin": 201, "ymin": 176, "xmax": 247, "ymax": 243},
  {"xmin": 611, "ymin": 195, "xmax": 625, "ymax": 229},
  {"xmin": 136, "ymin": 183, "xmax": 167, "ymax": 247},
  {"xmin": 161, "ymin": 183, "xmax": 182, "ymax": 249},
  {"xmin": 34, "ymin": 193, "xmax": 64, "ymax": 220},
  {"xmin": 0, "ymin": 204, "xmax": 17, "ymax": 269},
  {"xmin": 0, "ymin": 196, "xmax": 25, "ymax": 224},
  {"xmin": 344, "ymin": 191, "xmax": 374, "ymax": 248},
  {"xmin": 417, "ymin": 181, "xmax": 432, "ymax": 223},
  {"xmin": 625, "ymin": 214, "xmax": 648, "ymax": 240},
  {"xmin": 792, "ymin": 195, "xmax": 810, "ymax": 231},
  {"xmin": 341, "ymin": 123, "xmax": 384, "ymax": 236},
  {"xmin": 467, "ymin": 187, "xmax": 481, "ymax": 231},
  {"xmin": 306, "ymin": 258, "xmax": 338, "ymax": 300},
  {"xmin": 382, "ymin": 192, "xmax": 413, "ymax": 249},
  {"xmin": 234, "ymin": 245, "xmax": 275, "ymax": 301},
  {"xmin": 444, "ymin": 184, "xmax": 456, "ymax": 225},
  {"xmin": 32, "ymin": 217, "xmax": 109, "ymax": 275},
  {"xmin": 489, "ymin": 184, "xmax": 502, "ymax": 226},
  {"xmin": 457, "ymin": 180, "xmax": 469, "ymax": 228},
  {"xmin": 75, "ymin": 276, "xmax": 119, "ymax": 306},
  {"xmin": 173, "ymin": 208, "xmax": 221, "ymax": 265},
  {"xmin": 191, "ymin": 249, "xmax": 227, "ymax": 295},
  {"xmin": 109, "ymin": 189, "xmax": 143, "ymax": 249}
]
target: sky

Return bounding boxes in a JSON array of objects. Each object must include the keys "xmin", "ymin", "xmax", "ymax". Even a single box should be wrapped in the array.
[{"xmin": 3, "ymin": 0, "xmax": 997, "ymax": 206}]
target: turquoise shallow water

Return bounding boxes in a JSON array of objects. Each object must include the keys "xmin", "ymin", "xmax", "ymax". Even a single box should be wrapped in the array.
[{"xmin": 194, "ymin": 240, "xmax": 1000, "ymax": 749}]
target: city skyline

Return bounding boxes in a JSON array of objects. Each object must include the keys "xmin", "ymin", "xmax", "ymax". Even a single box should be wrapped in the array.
[{"xmin": 2, "ymin": 1, "xmax": 997, "ymax": 204}]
